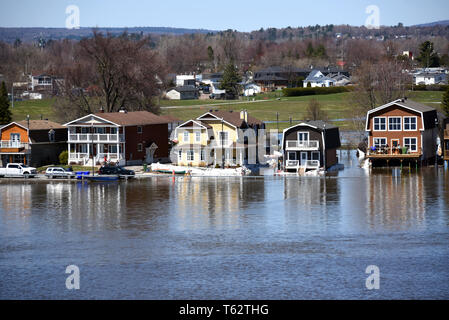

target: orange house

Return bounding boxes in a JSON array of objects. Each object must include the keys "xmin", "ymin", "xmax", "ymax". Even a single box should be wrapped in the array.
[{"xmin": 0, "ymin": 122, "xmax": 31, "ymax": 165}]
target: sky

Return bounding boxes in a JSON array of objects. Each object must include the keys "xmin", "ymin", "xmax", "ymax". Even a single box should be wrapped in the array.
[{"xmin": 1, "ymin": 0, "xmax": 449, "ymax": 31}]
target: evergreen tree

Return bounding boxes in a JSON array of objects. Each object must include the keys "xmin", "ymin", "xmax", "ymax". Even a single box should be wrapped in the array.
[
  {"xmin": 220, "ymin": 61, "xmax": 242, "ymax": 99},
  {"xmin": 417, "ymin": 41, "xmax": 440, "ymax": 68},
  {"xmin": 0, "ymin": 82, "xmax": 12, "ymax": 125},
  {"xmin": 442, "ymin": 87, "xmax": 449, "ymax": 117}
]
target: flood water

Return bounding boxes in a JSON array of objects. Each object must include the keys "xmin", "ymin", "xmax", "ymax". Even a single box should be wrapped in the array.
[{"xmin": 1, "ymin": 151, "xmax": 448, "ymax": 299}]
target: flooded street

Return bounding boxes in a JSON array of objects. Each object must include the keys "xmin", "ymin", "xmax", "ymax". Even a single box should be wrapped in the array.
[{"xmin": 1, "ymin": 151, "xmax": 448, "ymax": 299}]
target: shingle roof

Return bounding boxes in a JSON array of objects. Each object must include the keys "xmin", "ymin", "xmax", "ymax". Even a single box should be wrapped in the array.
[
  {"xmin": 160, "ymin": 114, "xmax": 182, "ymax": 123},
  {"xmin": 94, "ymin": 111, "xmax": 170, "ymax": 126},
  {"xmin": 17, "ymin": 120, "xmax": 65, "ymax": 130},
  {"xmin": 301, "ymin": 120, "xmax": 338, "ymax": 130},
  {"xmin": 170, "ymin": 85, "xmax": 198, "ymax": 92},
  {"xmin": 395, "ymin": 99, "xmax": 436, "ymax": 113},
  {"xmin": 208, "ymin": 110, "xmax": 264, "ymax": 127}
]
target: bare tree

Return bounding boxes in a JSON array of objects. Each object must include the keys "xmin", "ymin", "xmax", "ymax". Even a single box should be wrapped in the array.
[{"xmin": 306, "ymin": 98, "xmax": 328, "ymax": 121}]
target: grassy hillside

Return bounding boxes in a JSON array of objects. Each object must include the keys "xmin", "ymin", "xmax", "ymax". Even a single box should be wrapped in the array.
[{"xmin": 9, "ymin": 91, "xmax": 444, "ymax": 131}]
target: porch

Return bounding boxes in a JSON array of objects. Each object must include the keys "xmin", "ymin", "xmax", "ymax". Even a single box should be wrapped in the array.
[
  {"xmin": 285, "ymin": 159, "xmax": 320, "ymax": 170},
  {"xmin": 285, "ymin": 140, "xmax": 319, "ymax": 151}
]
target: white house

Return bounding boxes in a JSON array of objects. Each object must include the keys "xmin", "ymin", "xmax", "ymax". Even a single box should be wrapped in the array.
[
  {"xmin": 243, "ymin": 83, "xmax": 261, "ymax": 96},
  {"xmin": 415, "ymin": 72, "xmax": 447, "ymax": 85},
  {"xmin": 303, "ymin": 70, "xmax": 336, "ymax": 88},
  {"xmin": 176, "ymin": 75, "xmax": 196, "ymax": 87}
]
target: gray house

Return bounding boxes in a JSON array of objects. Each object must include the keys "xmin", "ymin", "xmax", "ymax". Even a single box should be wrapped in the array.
[{"xmin": 165, "ymin": 85, "xmax": 198, "ymax": 100}]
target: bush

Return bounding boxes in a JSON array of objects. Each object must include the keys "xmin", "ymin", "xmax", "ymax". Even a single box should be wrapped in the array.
[
  {"xmin": 282, "ymin": 86, "xmax": 352, "ymax": 97},
  {"xmin": 59, "ymin": 150, "xmax": 68, "ymax": 164}
]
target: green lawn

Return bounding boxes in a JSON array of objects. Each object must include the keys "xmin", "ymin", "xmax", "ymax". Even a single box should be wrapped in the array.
[
  {"xmin": 10, "ymin": 91, "xmax": 444, "ymax": 131},
  {"xmin": 10, "ymin": 98, "xmax": 56, "ymax": 122}
]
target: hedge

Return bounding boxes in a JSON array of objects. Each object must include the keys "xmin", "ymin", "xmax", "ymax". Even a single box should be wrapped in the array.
[
  {"xmin": 406, "ymin": 84, "xmax": 449, "ymax": 91},
  {"xmin": 282, "ymin": 86, "xmax": 352, "ymax": 97}
]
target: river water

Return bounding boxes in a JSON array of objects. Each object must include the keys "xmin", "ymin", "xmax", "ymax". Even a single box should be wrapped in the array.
[{"xmin": 0, "ymin": 151, "xmax": 448, "ymax": 299}]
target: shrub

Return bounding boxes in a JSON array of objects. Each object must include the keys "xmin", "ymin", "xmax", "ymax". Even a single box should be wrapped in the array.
[
  {"xmin": 59, "ymin": 150, "xmax": 68, "ymax": 164},
  {"xmin": 282, "ymin": 86, "xmax": 352, "ymax": 97}
]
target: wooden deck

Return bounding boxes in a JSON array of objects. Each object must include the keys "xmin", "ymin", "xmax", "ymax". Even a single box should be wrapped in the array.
[{"xmin": 367, "ymin": 153, "xmax": 421, "ymax": 159}]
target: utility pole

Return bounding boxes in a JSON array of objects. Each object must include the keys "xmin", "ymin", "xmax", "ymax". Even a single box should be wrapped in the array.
[
  {"xmin": 221, "ymin": 118, "xmax": 225, "ymax": 169},
  {"xmin": 11, "ymin": 85, "xmax": 14, "ymax": 108}
]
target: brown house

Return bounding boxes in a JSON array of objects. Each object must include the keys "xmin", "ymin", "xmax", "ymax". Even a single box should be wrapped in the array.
[
  {"xmin": 0, "ymin": 120, "xmax": 67, "ymax": 167},
  {"xmin": 64, "ymin": 110, "xmax": 170, "ymax": 166},
  {"xmin": 365, "ymin": 98, "xmax": 439, "ymax": 166},
  {"xmin": 282, "ymin": 120, "xmax": 341, "ymax": 172}
]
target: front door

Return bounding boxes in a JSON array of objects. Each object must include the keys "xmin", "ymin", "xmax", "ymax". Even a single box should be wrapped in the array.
[
  {"xmin": 10, "ymin": 133, "xmax": 20, "ymax": 147},
  {"xmin": 300, "ymin": 152, "xmax": 308, "ymax": 166}
]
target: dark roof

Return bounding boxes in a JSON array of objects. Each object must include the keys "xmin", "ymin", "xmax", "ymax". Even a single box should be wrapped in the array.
[
  {"xmin": 17, "ymin": 120, "xmax": 65, "ymax": 130},
  {"xmin": 302, "ymin": 120, "xmax": 339, "ymax": 130},
  {"xmin": 160, "ymin": 114, "xmax": 182, "ymax": 123},
  {"xmin": 170, "ymin": 85, "xmax": 198, "ymax": 92},
  {"xmin": 208, "ymin": 110, "xmax": 264, "ymax": 127},
  {"xmin": 178, "ymin": 119, "xmax": 212, "ymax": 129},
  {"xmin": 94, "ymin": 111, "xmax": 170, "ymax": 126},
  {"xmin": 397, "ymin": 99, "xmax": 436, "ymax": 113}
]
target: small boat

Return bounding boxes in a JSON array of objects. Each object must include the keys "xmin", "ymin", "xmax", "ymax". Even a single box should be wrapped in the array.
[
  {"xmin": 155, "ymin": 169, "xmax": 186, "ymax": 175},
  {"xmin": 83, "ymin": 175, "xmax": 119, "ymax": 182}
]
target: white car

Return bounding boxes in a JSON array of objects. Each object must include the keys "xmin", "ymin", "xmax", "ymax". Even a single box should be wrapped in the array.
[
  {"xmin": 45, "ymin": 167, "xmax": 76, "ymax": 179},
  {"xmin": 0, "ymin": 163, "xmax": 37, "ymax": 178}
]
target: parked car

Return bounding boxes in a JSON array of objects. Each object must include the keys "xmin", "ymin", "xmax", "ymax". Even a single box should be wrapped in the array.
[
  {"xmin": 0, "ymin": 163, "xmax": 37, "ymax": 178},
  {"xmin": 45, "ymin": 167, "xmax": 76, "ymax": 179},
  {"xmin": 99, "ymin": 166, "xmax": 135, "ymax": 177}
]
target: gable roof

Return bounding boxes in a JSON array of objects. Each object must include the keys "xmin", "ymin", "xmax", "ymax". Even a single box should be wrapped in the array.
[
  {"xmin": 305, "ymin": 70, "xmax": 335, "ymax": 82},
  {"xmin": 65, "ymin": 111, "xmax": 170, "ymax": 127},
  {"xmin": 197, "ymin": 110, "xmax": 264, "ymax": 128},
  {"xmin": 17, "ymin": 120, "xmax": 65, "ymax": 130},
  {"xmin": 365, "ymin": 99, "xmax": 437, "ymax": 131},
  {"xmin": 94, "ymin": 111, "xmax": 170, "ymax": 126},
  {"xmin": 0, "ymin": 121, "xmax": 29, "ymax": 131}
]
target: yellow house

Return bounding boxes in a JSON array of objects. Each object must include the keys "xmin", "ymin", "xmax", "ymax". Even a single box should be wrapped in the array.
[
  {"xmin": 196, "ymin": 110, "xmax": 265, "ymax": 166},
  {"xmin": 174, "ymin": 120, "xmax": 213, "ymax": 166}
]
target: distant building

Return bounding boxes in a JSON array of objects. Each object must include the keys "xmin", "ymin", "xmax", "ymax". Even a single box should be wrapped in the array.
[
  {"xmin": 165, "ymin": 85, "xmax": 199, "ymax": 100},
  {"xmin": 243, "ymin": 83, "xmax": 261, "ymax": 96},
  {"xmin": 303, "ymin": 70, "xmax": 336, "ymax": 88},
  {"xmin": 414, "ymin": 71, "xmax": 446, "ymax": 85},
  {"xmin": 176, "ymin": 74, "xmax": 196, "ymax": 87}
]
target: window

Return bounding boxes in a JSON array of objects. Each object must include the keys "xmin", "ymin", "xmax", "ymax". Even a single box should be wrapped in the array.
[
  {"xmin": 10, "ymin": 133, "xmax": 20, "ymax": 141},
  {"xmin": 288, "ymin": 152, "xmax": 296, "ymax": 160},
  {"xmin": 178, "ymin": 150, "xmax": 182, "ymax": 161},
  {"xmin": 183, "ymin": 131, "xmax": 189, "ymax": 142},
  {"xmin": 110, "ymin": 127, "xmax": 118, "ymax": 134},
  {"xmin": 137, "ymin": 143, "xmax": 143, "ymax": 152},
  {"xmin": 404, "ymin": 138, "xmax": 417, "ymax": 152},
  {"xmin": 96, "ymin": 127, "xmax": 105, "ymax": 134},
  {"xmin": 373, "ymin": 138, "xmax": 387, "ymax": 148},
  {"xmin": 48, "ymin": 130, "xmax": 55, "ymax": 142},
  {"xmin": 200, "ymin": 149, "xmax": 205, "ymax": 161},
  {"xmin": 187, "ymin": 150, "xmax": 195, "ymax": 161},
  {"xmin": 81, "ymin": 127, "xmax": 89, "ymax": 134},
  {"xmin": 373, "ymin": 117, "xmax": 386, "ymax": 131},
  {"xmin": 137, "ymin": 126, "xmax": 143, "ymax": 134},
  {"xmin": 312, "ymin": 152, "xmax": 320, "ymax": 161},
  {"xmin": 404, "ymin": 117, "xmax": 417, "ymax": 131},
  {"xmin": 219, "ymin": 131, "xmax": 229, "ymax": 145},
  {"xmin": 298, "ymin": 132, "xmax": 309, "ymax": 142},
  {"xmin": 109, "ymin": 145, "xmax": 118, "ymax": 153},
  {"xmin": 195, "ymin": 131, "xmax": 201, "ymax": 143},
  {"xmin": 388, "ymin": 117, "xmax": 401, "ymax": 131}
]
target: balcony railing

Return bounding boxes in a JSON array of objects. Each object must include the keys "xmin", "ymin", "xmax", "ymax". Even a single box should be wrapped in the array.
[
  {"xmin": 68, "ymin": 133, "xmax": 125, "ymax": 143},
  {"xmin": 0, "ymin": 141, "xmax": 29, "ymax": 149},
  {"xmin": 367, "ymin": 146, "xmax": 421, "ymax": 157},
  {"xmin": 285, "ymin": 140, "xmax": 319, "ymax": 150},
  {"xmin": 285, "ymin": 159, "xmax": 320, "ymax": 169}
]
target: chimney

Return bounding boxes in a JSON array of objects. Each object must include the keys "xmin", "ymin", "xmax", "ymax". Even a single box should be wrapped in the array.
[
  {"xmin": 240, "ymin": 110, "xmax": 245, "ymax": 120},
  {"xmin": 119, "ymin": 107, "xmax": 127, "ymax": 113},
  {"xmin": 244, "ymin": 110, "xmax": 248, "ymax": 123},
  {"xmin": 99, "ymin": 106, "xmax": 105, "ymax": 113}
]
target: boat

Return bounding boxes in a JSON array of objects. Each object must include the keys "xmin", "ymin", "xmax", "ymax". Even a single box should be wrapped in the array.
[
  {"xmin": 83, "ymin": 175, "xmax": 119, "ymax": 182},
  {"xmin": 155, "ymin": 169, "xmax": 186, "ymax": 175}
]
